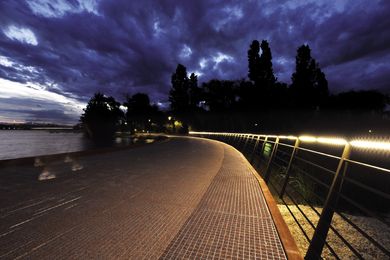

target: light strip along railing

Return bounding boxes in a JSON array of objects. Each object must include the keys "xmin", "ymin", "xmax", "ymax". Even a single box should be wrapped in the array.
[{"xmin": 189, "ymin": 131, "xmax": 390, "ymax": 260}]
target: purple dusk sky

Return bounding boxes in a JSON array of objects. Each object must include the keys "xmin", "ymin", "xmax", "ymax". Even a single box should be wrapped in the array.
[{"xmin": 0, "ymin": 0, "xmax": 389, "ymax": 124}]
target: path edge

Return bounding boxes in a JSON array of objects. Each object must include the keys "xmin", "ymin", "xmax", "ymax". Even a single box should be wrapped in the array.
[{"xmin": 237, "ymin": 151, "xmax": 303, "ymax": 260}]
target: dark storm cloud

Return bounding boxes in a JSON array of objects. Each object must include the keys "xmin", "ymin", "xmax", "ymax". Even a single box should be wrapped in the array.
[{"xmin": 0, "ymin": 0, "xmax": 389, "ymax": 123}]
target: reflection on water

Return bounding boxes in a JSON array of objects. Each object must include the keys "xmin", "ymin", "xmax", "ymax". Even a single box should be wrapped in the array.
[
  {"xmin": 0, "ymin": 130, "xmax": 135, "ymax": 160},
  {"xmin": 0, "ymin": 130, "xmax": 93, "ymax": 160}
]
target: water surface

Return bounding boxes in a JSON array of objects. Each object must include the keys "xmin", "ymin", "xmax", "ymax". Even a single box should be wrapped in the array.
[{"xmin": 0, "ymin": 130, "xmax": 94, "ymax": 160}]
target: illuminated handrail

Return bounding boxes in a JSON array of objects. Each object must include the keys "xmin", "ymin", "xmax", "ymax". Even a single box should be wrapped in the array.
[{"xmin": 189, "ymin": 131, "xmax": 390, "ymax": 259}]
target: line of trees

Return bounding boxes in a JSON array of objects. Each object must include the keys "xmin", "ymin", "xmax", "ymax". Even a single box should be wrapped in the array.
[
  {"xmin": 81, "ymin": 40, "xmax": 389, "ymax": 138},
  {"xmin": 80, "ymin": 92, "xmax": 165, "ymax": 140},
  {"xmin": 169, "ymin": 41, "xmax": 387, "ymax": 113},
  {"xmin": 167, "ymin": 40, "xmax": 388, "ymax": 134}
]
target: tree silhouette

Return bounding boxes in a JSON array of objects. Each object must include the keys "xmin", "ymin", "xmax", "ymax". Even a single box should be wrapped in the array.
[
  {"xmin": 259, "ymin": 40, "xmax": 276, "ymax": 90},
  {"xmin": 247, "ymin": 40, "xmax": 278, "ymax": 108},
  {"xmin": 80, "ymin": 92, "xmax": 123, "ymax": 139},
  {"xmin": 124, "ymin": 93, "xmax": 151, "ymax": 132},
  {"xmin": 202, "ymin": 80, "xmax": 236, "ymax": 112},
  {"xmin": 328, "ymin": 90, "xmax": 387, "ymax": 111},
  {"xmin": 188, "ymin": 73, "xmax": 201, "ymax": 109},
  {"xmin": 169, "ymin": 64, "xmax": 190, "ymax": 113},
  {"xmin": 248, "ymin": 40, "xmax": 261, "ymax": 85},
  {"xmin": 290, "ymin": 44, "xmax": 329, "ymax": 108}
]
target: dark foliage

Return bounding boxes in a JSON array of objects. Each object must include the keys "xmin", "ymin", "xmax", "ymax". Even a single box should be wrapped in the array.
[
  {"xmin": 290, "ymin": 45, "xmax": 329, "ymax": 108},
  {"xmin": 170, "ymin": 41, "xmax": 388, "ymax": 135},
  {"xmin": 124, "ymin": 93, "xmax": 164, "ymax": 133},
  {"xmin": 326, "ymin": 90, "xmax": 387, "ymax": 111},
  {"xmin": 82, "ymin": 40, "xmax": 389, "ymax": 137},
  {"xmin": 202, "ymin": 80, "xmax": 236, "ymax": 112},
  {"xmin": 80, "ymin": 93, "xmax": 123, "ymax": 139},
  {"xmin": 248, "ymin": 40, "xmax": 261, "ymax": 84}
]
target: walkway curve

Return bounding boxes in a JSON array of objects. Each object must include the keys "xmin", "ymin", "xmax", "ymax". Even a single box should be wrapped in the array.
[{"xmin": 0, "ymin": 136, "xmax": 298, "ymax": 259}]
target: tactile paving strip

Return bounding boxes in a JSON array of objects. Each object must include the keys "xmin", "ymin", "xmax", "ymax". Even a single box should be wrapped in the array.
[{"xmin": 160, "ymin": 146, "xmax": 287, "ymax": 259}]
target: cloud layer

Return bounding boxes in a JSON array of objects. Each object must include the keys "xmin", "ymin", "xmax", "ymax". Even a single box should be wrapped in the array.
[{"xmin": 0, "ymin": 0, "xmax": 389, "ymax": 123}]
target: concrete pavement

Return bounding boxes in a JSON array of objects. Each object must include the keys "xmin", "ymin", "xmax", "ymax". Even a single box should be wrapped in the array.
[{"xmin": 0, "ymin": 137, "xmax": 289, "ymax": 259}]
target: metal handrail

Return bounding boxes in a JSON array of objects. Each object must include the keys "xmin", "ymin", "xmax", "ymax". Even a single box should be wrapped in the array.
[{"xmin": 190, "ymin": 131, "xmax": 390, "ymax": 259}]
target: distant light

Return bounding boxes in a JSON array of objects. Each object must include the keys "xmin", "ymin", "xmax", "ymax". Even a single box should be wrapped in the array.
[
  {"xmin": 350, "ymin": 140, "xmax": 390, "ymax": 151},
  {"xmin": 317, "ymin": 137, "xmax": 347, "ymax": 146},
  {"xmin": 368, "ymin": 130, "xmax": 372, "ymax": 133},
  {"xmin": 148, "ymin": 119, "xmax": 151, "ymax": 122},
  {"xmin": 168, "ymin": 116, "xmax": 172, "ymax": 121},
  {"xmin": 254, "ymin": 123, "xmax": 258, "ymax": 126},
  {"xmin": 299, "ymin": 136, "xmax": 317, "ymax": 142}
]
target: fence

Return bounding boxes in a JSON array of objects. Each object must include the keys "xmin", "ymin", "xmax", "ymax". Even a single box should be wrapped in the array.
[{"xmin": 189, "ymin": 131, "xmax": 390, "ymax": 259}]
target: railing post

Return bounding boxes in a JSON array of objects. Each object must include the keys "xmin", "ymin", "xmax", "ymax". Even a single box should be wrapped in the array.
[
  {"xmin": 305, "ymin": 143, "xmax": 351, "ymax": 260},
  {"xmin": 264, "ymin": 137, "xmax": 279, "ymax": 183},
  {"xmin": 279, "ymin": 139, "xmax": 300, "ymax": 198},
  {"xmin": 232, "ymin": 134, "xmax": 238, "ymax": 147},
  {"xmin": 250, "ymin": 136, "xmax": 261, "ymax": 164},
  {"xmin": 242, "ymin": 135, "xmax": 250, "ymax": 156},
  {"xmin": 227, "ymin": 134, "xmax": 232, "ymax": 144},
  {"xmin": 256, "ymin": 136, "xmax": 268, "ymax": 169},
  {"xmin": 238, "ymin": 134, "xmax": 244, "ymax": 149}
]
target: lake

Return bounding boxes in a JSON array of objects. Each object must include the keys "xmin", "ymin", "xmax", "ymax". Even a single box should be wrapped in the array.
[{"xmin": 0, "ymin": 130, "xmax": 129, "ymax": 160}]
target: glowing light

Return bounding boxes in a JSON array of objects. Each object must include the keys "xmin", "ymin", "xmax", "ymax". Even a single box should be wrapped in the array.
[
  {"xmin": 188, "ymin": 132, "xmax": 390, "ymax": 152},
  {"xmin": 317, "ymin": 137, "xmax": 347, "ymax": 146},
  {"xmin": 279, "ymin": 135, "xmax": 297, "ymax": 140},
  {"xmin": 350, "ymin": 140, "xmax": 390, "ymax": 151},
  {"xmin": 299, "ymin": 136, "xmax": 317, "ymax": 142}
]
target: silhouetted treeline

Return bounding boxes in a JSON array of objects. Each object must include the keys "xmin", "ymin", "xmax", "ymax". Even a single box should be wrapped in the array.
[
  {"xmin": 80, "ymin": 40, "xmax": 389, "ymax": 138},
  {"xmin": 80, "ymin": 92, "xmax": 168, "ymax": 140},
  {"xmin": 168, "ymin": 40, "xmax": 389, "ymax": 135}
]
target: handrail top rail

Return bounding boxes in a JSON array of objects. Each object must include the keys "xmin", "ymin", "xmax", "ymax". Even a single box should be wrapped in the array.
[{"xmin": 189, "ymin": 131, "xmax": 390, "ymax": 174}]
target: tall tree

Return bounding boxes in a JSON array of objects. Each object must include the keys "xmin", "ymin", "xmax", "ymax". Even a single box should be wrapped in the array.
[
  {"xmin": 290, "ymin": 44, "xmax": 329, "ymax": 108},
  {"xmin": 80, "ymin": 93, "xmax": 123, "ymax": 139},
  {"xmin": 169, "ymin": 64, "xmax": 200, "ymax": 113},
  {"xmin": 169, "ymin": 64, "xmax": 190, "ymax": 113},
  {"xmin": 248, "ymin": 40, "xmax": 261, "ymax": 84},
  {"xmin": 259, "ymin": 40, "xmax": 276, "ymax": 89},
  {"xmin": 124, "ymin": 93, "xmax": 162, "ymax": 133},
  {"xmin": 188, "ymin": 72, "xmax": 200, "ymax": 108}
]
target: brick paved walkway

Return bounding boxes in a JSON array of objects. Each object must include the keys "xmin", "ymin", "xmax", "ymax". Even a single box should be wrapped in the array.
[{"xmin": 0, "ymin": 137, "xmax": 288, "ymax": 259}]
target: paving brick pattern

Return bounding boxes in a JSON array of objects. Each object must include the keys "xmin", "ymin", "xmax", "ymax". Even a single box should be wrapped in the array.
[
  {"xmin": 0, "ymin": 137, "xmax": 286, "ymax": 259},
  {"xmin": 161, "ymin": 146, "xmax": 286, "ymax": 259}
]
